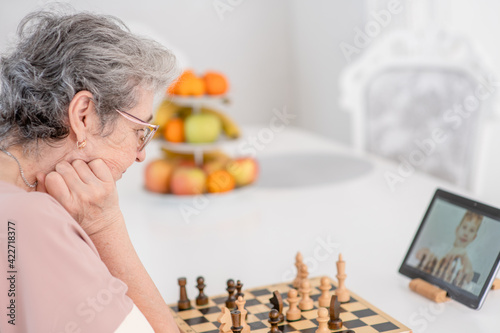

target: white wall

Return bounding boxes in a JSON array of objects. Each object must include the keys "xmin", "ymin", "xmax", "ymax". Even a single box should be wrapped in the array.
[
  {"xmin": 0, "ymin": 0, "xmax": 292, "ymax": 126},
  {"xmin": 2, "ymin": 1, "xmax": 500, "ymax": 151},
  {"xmin": 288, "ymin": 0, "xmax": 366, "ymax": 144}
]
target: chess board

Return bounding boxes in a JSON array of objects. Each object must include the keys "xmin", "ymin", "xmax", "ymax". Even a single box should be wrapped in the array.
[{"xmin": 169, "ymin": 277, "xmax": 411, "ymax": 333}]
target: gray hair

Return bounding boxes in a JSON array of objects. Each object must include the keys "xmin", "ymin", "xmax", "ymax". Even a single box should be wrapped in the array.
[{"xmin": 0, "ymin": 9, "xmax": 178, "ymax": 153}]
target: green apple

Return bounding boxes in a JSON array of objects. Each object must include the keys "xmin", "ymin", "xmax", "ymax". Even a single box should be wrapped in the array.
[{"xmin": 184, "ymin": 113, "xmax": 222, "ymax": 143}]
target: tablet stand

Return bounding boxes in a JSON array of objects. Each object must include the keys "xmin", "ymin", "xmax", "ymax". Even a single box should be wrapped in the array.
[{"xmin": 409, "ymin": 278, "xmax": 500, "ymax": 303}]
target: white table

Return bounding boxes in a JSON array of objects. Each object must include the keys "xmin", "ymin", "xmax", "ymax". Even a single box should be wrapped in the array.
[{"xmin": 117, "ymin": 125, "xmax": 500, "ymax": 333}]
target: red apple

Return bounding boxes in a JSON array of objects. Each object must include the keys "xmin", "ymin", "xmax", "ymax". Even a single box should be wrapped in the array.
[
  {"xmin": 226, "ymin": 157, "xmax": 259, "ymax": 187},
  {"xmin": 202, "ymin": 158, "xmax": 227, "ymax": 176},
  {"xmin": 144, "ymin": 159, "xmax": 174, "ymax": 193},
  {"xmin": 170, "ymin": 166, "xmax": 207, "ymax": 195}
]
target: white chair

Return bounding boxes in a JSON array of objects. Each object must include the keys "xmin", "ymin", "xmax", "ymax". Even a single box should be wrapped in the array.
[{"xmin": 339, "ymin": 28, "xmax": 496, "ymax": 190}]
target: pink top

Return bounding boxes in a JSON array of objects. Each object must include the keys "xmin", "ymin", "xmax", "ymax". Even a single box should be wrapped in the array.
[{"xmin": 0, "ymin": 181, "xmax": 134, "ymax": 332}]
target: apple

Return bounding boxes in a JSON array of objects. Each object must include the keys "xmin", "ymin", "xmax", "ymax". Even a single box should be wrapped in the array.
[
  {"xmin": 202, "ymin": 158, "xmax": 227, "ymax": 175},
  {"xmin": 144, "ymin": 159, "xmax": 174, "ymax": 193},
  {"xmin": 226, "ymin": 157, "xmax": 259, "ymax": 187},
  {"xmin": 176, "ymin": 158, "xmax": 196, "ymax": 168},
  {"xmin": 170, "ymin": 166, "xmax": 207, "ymax": 195},
  {"xmin": 184, "ymin": 113, "xmax": 221, "ymax": 143}
]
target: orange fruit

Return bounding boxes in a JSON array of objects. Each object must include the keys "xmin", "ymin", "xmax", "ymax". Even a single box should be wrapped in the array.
[
  {"xmin": 190, "ymin": 77, "xmax": 206, "ymax": 96},
  {"xmin": 168, "ymin": 70, "xmax": 194, "ymax": 96},
  {"xmin": 168, "ymin": 70, "xmax": 206, "ymax": 96},
  {"xmin": 203, "ymin": 71, "xmax": 228, "ymax": 95},
  {"xmin": 163, "ymin": 118, "xmax": 185, "ymax": 143},
  {"xmin": 206, "ymin": 170, "xmax": 235, "ymax": 193}
]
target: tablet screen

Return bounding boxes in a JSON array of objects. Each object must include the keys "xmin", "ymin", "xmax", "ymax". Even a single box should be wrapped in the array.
[{"xmin": 399, "ymin": 189, "xmax": 500, "ymax": 309}]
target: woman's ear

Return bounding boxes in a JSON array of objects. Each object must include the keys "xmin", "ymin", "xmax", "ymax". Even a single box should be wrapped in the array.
[{"xmin": 67, "ymin": 91, "xmax": 95, "ymax": 143}]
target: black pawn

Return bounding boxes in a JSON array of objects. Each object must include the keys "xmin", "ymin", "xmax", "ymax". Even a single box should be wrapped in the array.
[
  {"xmin": 230, "ymin": 310, "xmax": 243, "ymax": 333},
  {"xmin": 236, "ymin": 280, "xmax": 244, "ymax": 299},
  {"xmin": 196, "ymin": 276, "xmax": 209, "ymax": 306},
  {"xmin": 178, "ymin": 277, "xmax": 191, "ymax": 310},
  {"xmin": 226, "ymin": 279, "xmax": 237, "ymax": 309},
  {"xmin": 269, "ymin": 309, "xmax": 282, "ymax": 333}
]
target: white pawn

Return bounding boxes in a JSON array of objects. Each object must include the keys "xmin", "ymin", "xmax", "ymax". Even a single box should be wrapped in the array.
[
  {"xmin": 315, "ymin": 308, "xmax": 330, "ymax": 333},
  {"xmin": 235, "ymin": 296, "xmax": 250, "ymax": 333},
  {"xmin": 286, "ymin": 289, "xmax": 301, "ymax": 321},
  {"xmin": 299, "ymin": 280, "xmax": 314, "ymax": 311},
  {"xmin": 318, "ymin": 276, "xmax": 331, "ymax": 307}
]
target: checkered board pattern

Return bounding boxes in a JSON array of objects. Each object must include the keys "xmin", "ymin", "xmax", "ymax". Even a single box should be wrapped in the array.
[{"xmin": 169, "ymin": 277, "xmax": 411, "ymax": 333}]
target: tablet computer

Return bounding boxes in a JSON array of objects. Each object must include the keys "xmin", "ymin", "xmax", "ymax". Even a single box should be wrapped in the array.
[{"xmin": 399, "ymin": 188, "xmax": 500, "ymax": 309}]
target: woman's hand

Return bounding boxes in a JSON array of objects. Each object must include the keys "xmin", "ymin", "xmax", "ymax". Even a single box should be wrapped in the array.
[{"xmin": 37, "ymin": 159, "xmax": 123, "ymax": 236}]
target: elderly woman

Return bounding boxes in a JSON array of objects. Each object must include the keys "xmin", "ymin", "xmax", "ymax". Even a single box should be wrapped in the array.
[{"xmin": 0, "ymin": 10, "xmax": 180, "ymax": 333}]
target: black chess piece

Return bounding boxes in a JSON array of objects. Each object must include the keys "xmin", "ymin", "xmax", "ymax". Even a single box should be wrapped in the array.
[
  {"xmin": 178, "ymin": 277, "xmax": 191, "ymax": 310},
  {"xmin": 429, "ymin": 258, "xmax": 437, "ymax": 274},
  {"xmin": 268, "ymin": 309, "xmax": 282, "ymax": 333},
  {"xmin": 230, "ymin": 310, "xmax": 243, "ymax": 333},
  {"xmin": 417, "ymin": 254, "xmax": 426, "ymax": 270},
  {"xmin": 269, "ymin": 290, "xmax": 284, "ymax": 323},
  {"xmin": 196, "ymin": 276, "xmax": 208, "ymax": 306},
  {"xmin": 436, "ymin": 258, "xmax": 446, "ymax": 277},
  {"xmin": 226, "ymin": 279, "xmax": 236, "ymax": 309},
  {"xmin": 328, "ymin": 295, "xmax": 342, "ymax": 330},
  {"xmin": 236, "ymin": 280, "xmax": 244, "ymax": 299}
]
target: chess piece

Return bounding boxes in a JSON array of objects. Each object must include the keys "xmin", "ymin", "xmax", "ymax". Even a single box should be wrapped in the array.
[
  {"xmin": 316, "ymin": 308, "xmax": 330, "ymax": 333},
  {"xmin": 269, "ymin": 290, "xmax": 284, "ymax": 323},
  {"xmin": 236, "ymin": 280, "xmax": 244, "ymax": 299},
  {"xmin": 178, "ymin": 277, "xmax": 191, "ymax": 310},
  {"xmin": 436, "ymin": 258, "xmax": 446, "ymax": 277},
  {"xmin": 285, "ymin": 289, "xmax": 301, "ymax": 321},
  {"xmin": 336, "ymin": 254, "xmax": 350, "ymax": 303},
  {"xmin": 328, "ymin": 295, "xmax": 342, "ymax": 330},
  {"xmin": 226, "ymin": 279, "xmax": 237, "ymax": 309},
  {"xmin": 293, "ymin": 252, "xmax": 304, "ymax": 288},
  {"xmin": 318, "ymin": 276, "xmax": 331, "ymax": 307},
  {"xmin": 445, "ymin": 257, "xmax": 459, "ymax": 283},
  {"xmin": 268, "ymin": 309, "xmax": 282, "ymax": 333},
  {"xmin": 230, "ymin": 310, "xmax": 243, "ymax": 333},
  {"xmin": 429, "ymin": 258, "xmax": 438, "ymax": 275},
  {"xmin": 196, "ymin": 276, "xmax": 209, "ymax": 306},
  {"xmin": 235, "ymin": 296, "xmax": 250, "ymax": 333},
  {"xmin": 299, "ymin": 263, "xmax": 309, "ymax": 282},
  {"xmin": 298, "ymin": 280, "xmax": 314, "ymax": 311},
  {"xmin": 417, "ymin": 254, "xmax": 426, "ymax": 270},
  {"xmin": 218, "ymin": 306, "xmax": 232, "ymax": 333}
]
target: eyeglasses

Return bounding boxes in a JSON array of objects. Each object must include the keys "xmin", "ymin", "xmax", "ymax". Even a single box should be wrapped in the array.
[{"xmin": 115, "ymin": 109, "xmax": 159, "ymax": 152}]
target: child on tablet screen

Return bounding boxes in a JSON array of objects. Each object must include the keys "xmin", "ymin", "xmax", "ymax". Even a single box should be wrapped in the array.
[{"xmin": 416, "ymin": 210, "xmax": 483, "ymax": 288}]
